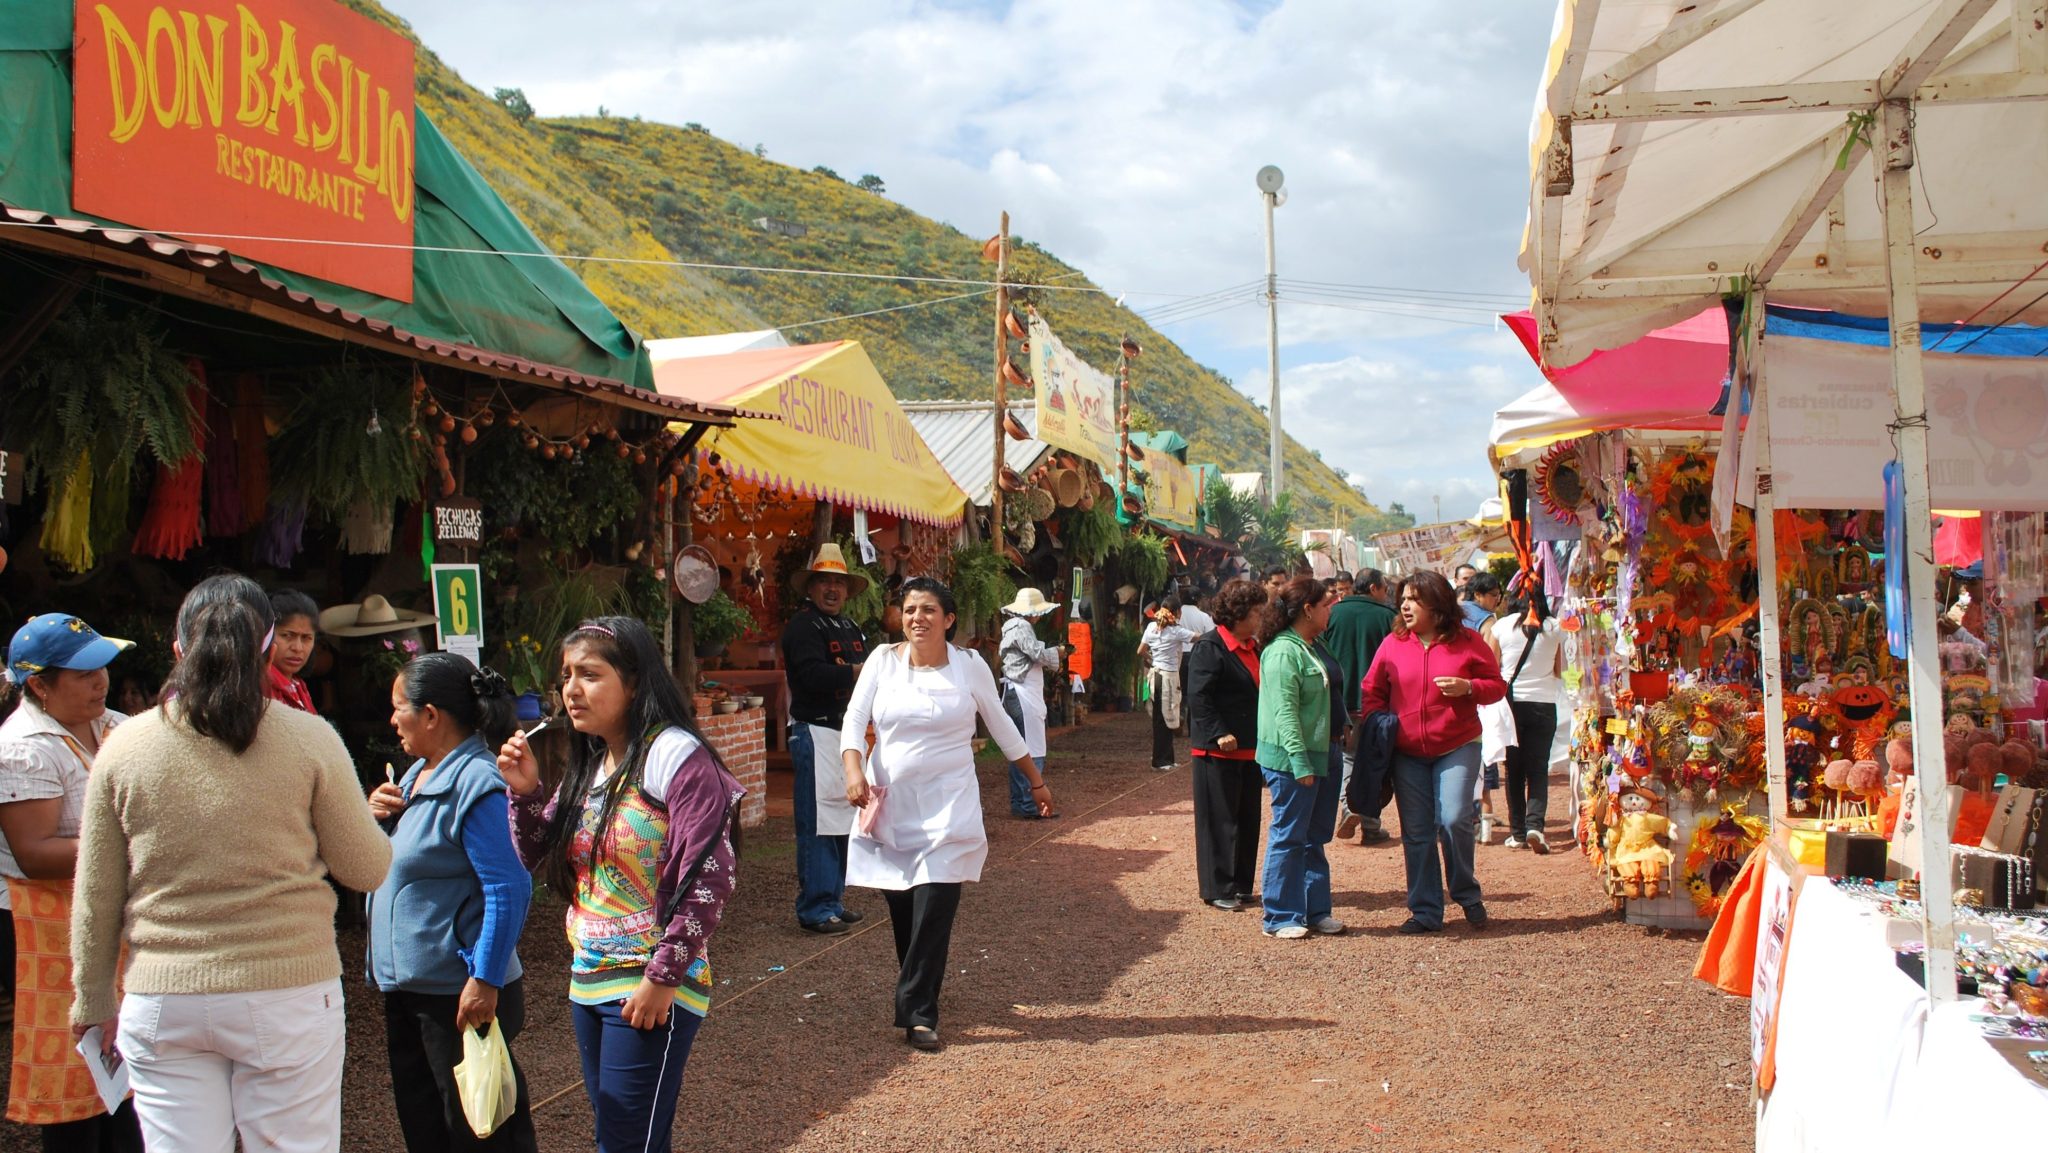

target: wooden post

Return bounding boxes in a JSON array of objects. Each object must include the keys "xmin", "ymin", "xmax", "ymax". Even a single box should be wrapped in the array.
[
  {"xmin": 1117, "ymin": 353, "xmax": 1131, "ymax": 509},
  {"xmin": 990, "ymin": 211, "xmax": 1011, "ymax": 557},
  {"xmin": 673, "ymin": 470, "xmax": 700, "ymax": 697}
]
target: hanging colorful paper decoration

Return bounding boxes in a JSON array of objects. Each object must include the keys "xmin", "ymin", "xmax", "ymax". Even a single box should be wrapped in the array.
[
  {"xmin": 132, "ymin": 363, "xmax": 210, "ymax": 561},
  {"xmin": 38, "ymin": 452, "xmax": 96, "ymax": 572}
]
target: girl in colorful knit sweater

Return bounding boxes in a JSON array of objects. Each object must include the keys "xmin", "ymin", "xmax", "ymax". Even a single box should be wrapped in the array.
[{"xmin": 497, "ymin": 617, "xmax": 743, "ymax": 1153}]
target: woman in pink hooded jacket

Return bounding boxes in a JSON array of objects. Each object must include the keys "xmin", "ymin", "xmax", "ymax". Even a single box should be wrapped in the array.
[{"xmin": 1360, "ymin": 570, "xmax": 1506, "ymax": 934}]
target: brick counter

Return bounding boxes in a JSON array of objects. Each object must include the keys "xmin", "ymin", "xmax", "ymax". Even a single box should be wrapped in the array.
[{"xmin": 699, "ymin": 705, "xmax": 768, "ymax": 828}]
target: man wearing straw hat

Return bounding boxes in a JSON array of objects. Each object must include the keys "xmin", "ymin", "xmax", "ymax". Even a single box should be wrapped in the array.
[
  {"xmin": 781, "ymin": 544, "xmax": 871, "ymax": 934},
  {"xmin": 998, "ymin": 589, "xmax": 1067, "ymax": 820}
]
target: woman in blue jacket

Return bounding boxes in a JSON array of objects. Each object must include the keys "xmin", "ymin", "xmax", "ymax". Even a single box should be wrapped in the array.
[{"xmin": 368, "ymin": 654, "xmax": 535, "ymax": 1152}]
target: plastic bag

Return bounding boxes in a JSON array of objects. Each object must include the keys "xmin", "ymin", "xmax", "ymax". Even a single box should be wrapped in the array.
[{"xmin": 453, "ymin": 1023, "xmax": 517, "ymax": 1137}]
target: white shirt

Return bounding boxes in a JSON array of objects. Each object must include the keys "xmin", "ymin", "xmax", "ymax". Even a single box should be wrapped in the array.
[
  {"xmin": 1140, "ymin": 621, "xmax": 1195, "ymax": 673},
  {"xmin": 1175, "ymin": 605, "xmax": 1214, "ymax": 651},
  {"xmin": 589, "ymin": 727, "xmax": 701, "ymax": 798},
  {"xmin": 839, "ymin": 645, "xmax": 1028, "ymax": 888},
  {"xmin": 1492, "ymin": 616, "xmax": 1564, "ymax": 704},
  {"xmin": 0, "ymin": 699, "xmax": 126, "ymax": 908}
]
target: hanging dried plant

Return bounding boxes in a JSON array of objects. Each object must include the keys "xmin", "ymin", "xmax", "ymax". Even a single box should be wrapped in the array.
[
  {"xmin": 12, "ymin": 299, "xmax": 201, "ymax": 492},
  {"xmin": 270, "ymin": 364, "xmax": 427, "ymax": 519}
]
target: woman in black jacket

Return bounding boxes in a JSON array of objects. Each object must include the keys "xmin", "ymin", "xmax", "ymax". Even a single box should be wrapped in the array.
[{"xmin": 1185, "ymin": 579, "xmax": 1271, "ymax": 910}]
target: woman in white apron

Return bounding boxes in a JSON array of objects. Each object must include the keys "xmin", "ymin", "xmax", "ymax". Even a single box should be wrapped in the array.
[
  {"xmin": 839, "ymin": 578, "xmax": 1053, "ymax": 1050},
  {"xmin": 996, "ymin": 589, "xmax": 1065, "ymax": 820}
]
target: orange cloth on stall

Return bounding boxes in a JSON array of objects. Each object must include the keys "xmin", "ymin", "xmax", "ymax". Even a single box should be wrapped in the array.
[
  {"xmin": 1693, "ymin": 845, "xmax": 1767, "ymax": 997},
  {"xmin": 1067, "ymin": 621, "xmax": 1093, "ymax": 681},
  {"xmin": 1953, "ymin": 790, "xmax": 1995, "ymax": 848}
]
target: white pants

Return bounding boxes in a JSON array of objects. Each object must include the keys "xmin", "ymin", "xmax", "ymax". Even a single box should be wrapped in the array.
[{"xmin": 116, "ymin": 978, "xmax": 347, "ymax": 1153}]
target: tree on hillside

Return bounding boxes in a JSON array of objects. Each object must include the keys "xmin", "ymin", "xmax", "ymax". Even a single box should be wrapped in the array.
[
  {"xmin": 754, "ymin": 143, "xmax": 767, "ymax": 158},
  {"xmin": 812, "ymin": 166, "xmax": 843, "ymax": 181},
  {"xmin": 494, "ymin": 87, "xmax": 533, "ymax": 124},
  {"xmin": 856, "ymin": 174, "xmax": 887, "ymax": 194}
]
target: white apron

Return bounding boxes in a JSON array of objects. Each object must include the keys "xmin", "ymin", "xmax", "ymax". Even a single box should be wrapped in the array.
[
  {"xmin": 1006, "ymin": 673, "xmax": 1049, "ymax": 760},
  {"xmin": 805, "ymin": 722, "xmax": 858, "ymax": 836}
]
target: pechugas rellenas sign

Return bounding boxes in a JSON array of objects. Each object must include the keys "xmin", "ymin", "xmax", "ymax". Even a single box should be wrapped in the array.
[{"xmin": 72, "ymin": 0, "xmax": 417, "ymax": 301}]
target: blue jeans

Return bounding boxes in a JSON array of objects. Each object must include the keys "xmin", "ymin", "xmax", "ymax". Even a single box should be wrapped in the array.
[
  {"xmin": 1260, "ymin": 749, "xmax": 1340, "ymax": 932},
  {"xmin": 789, "ymin": 724, "xmax": 848, "ymax": 926},
  {"xmin": 571, "ymin": 1000, "xmax": 702, "ymax": 1153},
  {"xmin": 1000, "ymin": 685, "xmax": 1041, "ymax": 816},
  {"xmin": 1391, "ymin": 742, "xmax": 1485, "ymax": 927}
]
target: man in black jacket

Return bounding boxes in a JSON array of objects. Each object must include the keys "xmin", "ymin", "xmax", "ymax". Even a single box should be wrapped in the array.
[{"xmin": 781, "ymin": 544, "xmax": 870, "ymax": 934}]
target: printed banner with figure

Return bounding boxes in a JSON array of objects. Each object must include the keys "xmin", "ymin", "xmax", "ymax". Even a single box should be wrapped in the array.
[{"xmin": 1027, "ymin": 315, "xmax": 1121, "ymax": 473}]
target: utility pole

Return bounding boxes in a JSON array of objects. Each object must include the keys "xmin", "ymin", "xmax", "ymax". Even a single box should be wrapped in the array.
[
  {"xmin": 989, "ymin": 211, "xmax": 1010, "ymax": 555},
  {"xmin": 1257, "ymin": 166, "xmax": 1285, "ymax": 507}
]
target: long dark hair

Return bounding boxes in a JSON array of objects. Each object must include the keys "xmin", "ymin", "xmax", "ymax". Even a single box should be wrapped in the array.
[
  {"xmin": 399, "ymin": 653, "xmax": 517, "ymax": 751},
  {"xmin": 1401, "ymin": 571, "xmax": 1466, "ymax": 641},
  {"xmin": 899, "ymin": 576, "xmax": 960, "ymax": 641},
  {"xmin": 163, "ymin": 574, "xmax": 274, "ymax": 753},
  {"xmin": 537, "ymin": 616, "xmax": 729, "ymax": 899},
  {"xmin": 1256, "ymin": 577, "xmax": 1327, "ymax": 647}
]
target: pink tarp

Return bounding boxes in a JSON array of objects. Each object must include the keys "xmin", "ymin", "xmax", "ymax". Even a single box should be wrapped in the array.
[{"xmin": 1491, "ymin": 308, "xmax": 1732, "ymax": 452}]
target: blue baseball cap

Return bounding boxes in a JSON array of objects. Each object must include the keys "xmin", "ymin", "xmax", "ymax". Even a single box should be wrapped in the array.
[{"xmin": 6, "ymin": 614, "xmax": 134, "ymax": 684}]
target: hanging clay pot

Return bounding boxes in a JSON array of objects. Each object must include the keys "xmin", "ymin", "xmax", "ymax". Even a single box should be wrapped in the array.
[
  {"xmin": 1001, "ymin": 360, "xmax": 1030, "ymax": 389},
  {"xmin": 1003, "ymin": 311, "xmax": 1027, "ymax": 340},
  {"xmin": 1121, "ymin": 491, "xmax": 1144, "ymax": 518},
  {"xmin": 981, "ymin": 235, "xmax": 1005, "ymax": 262},
  {"xmin": 1124, "ymin": 439, "xmax": 1146, "ymax": 461},
  {"xmin": 1003, "ymin": 412, "xmax": 1029, "ymax": 440},
  {"xmin": 998, "ymin": 467, "xmax": 1027, "ymax": 492}
]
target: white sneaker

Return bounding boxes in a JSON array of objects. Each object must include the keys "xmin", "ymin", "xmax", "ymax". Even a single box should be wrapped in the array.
[
  {"xmin": 1310, "ymin": 916, "xmax": 1347, "ymax": 936},
  {"xmin": 1527, "ymin": 830, "xmax": 1550, "ymax": 855},
  {"xmin": 1502, "ymin": 834, "xmax": 1525, "ymax": 849},
  {"xmin": 1263, "ymin": 924, "xmax": 1310, "ymax": 939}
]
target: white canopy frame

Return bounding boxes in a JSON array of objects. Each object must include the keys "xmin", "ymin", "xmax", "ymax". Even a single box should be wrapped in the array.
[{"xmin": 1522, "ymin": 0, "xmax": 2048, "ymax": 1009}]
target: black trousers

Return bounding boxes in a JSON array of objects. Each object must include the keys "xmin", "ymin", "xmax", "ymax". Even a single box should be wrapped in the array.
[
  {"xmin": 384, "ymin": 978, "xmax": 539, "ymax": 1153},
  {"xmin": 1151, "ymin": 686, "xmax": 1176, "ymax": 768},
  {"xmin": 882, "ymin": 883, "xmax": 962, "ymax": 1029},
  {"xmin": 1191, "ymin": 755, "xmax": 1263, "ymax": 901},
  {"xmin": 1502, "ymin": 699, "xmax": 1558, "ymax": 837},
  {"xmin": 37, "ymin": 1104, "xmax": 140, "ymax": 1153}
]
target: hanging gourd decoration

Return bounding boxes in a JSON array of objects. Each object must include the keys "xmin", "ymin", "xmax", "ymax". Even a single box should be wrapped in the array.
[{"xmin": 460, "ymin": 424, "xmax": 478, "ymax": 444}]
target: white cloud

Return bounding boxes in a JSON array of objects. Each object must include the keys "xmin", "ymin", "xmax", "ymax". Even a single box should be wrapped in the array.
[{"xmin": 385, "ymin": 0, "xmax": 1553, "ymax": 504}]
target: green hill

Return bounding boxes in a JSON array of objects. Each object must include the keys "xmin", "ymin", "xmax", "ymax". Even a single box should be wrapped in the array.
[{"xmin": 345, "ymin": 1, "xmax": 1378, "ymax": 529}]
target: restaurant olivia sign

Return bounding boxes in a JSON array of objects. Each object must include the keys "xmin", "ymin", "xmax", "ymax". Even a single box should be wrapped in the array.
[{"xmin": 72, "ymin": 0, "xmax": 417, "ymax": 300}]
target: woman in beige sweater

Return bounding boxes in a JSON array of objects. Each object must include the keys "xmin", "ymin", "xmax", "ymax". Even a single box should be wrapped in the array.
[{"xmin": 69, "ymin": 574, "xmax": 391, "ymax": 1153}]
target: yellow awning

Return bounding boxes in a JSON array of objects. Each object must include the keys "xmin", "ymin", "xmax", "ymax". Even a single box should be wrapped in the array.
[{"xmin": 654, "ymin": 340, "xmax": 968, "ymax": 526}]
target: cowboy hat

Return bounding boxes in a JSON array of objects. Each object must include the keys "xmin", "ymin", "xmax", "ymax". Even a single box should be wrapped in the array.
[
  {"xmin": 1001, "ymin": 588, "xmax": 1060, "ymax": 618},
  {"xmin": 792, "ymin": 543, "xmax": 871, "ymax": 598},
  {"xmin": 319, "ymin": 594, "xmax": 434, "ymax": 637}
]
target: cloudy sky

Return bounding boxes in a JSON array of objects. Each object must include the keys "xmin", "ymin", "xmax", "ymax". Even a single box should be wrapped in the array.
[{"xmin": 384, "ymin": 0, "xmax": 1554, "ymax": 522}]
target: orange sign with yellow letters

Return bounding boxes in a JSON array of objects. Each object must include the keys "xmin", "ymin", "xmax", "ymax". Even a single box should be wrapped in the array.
[{"xmin": 72, "ymin": 0, "xmax": 417, "ymax": 301}]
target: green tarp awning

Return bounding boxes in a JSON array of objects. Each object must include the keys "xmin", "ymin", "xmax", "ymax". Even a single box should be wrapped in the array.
[{"xmin": 0, "ymin": 12, "xmax": 651, "ymax": 389}]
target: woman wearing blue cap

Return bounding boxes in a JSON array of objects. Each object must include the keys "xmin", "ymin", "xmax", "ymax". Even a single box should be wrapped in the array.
[{"xmin": 0, "ymin": 612, "xmax": 143, "ymax": 1151}]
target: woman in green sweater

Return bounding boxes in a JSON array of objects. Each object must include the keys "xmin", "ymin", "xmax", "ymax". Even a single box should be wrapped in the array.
[{"xmin": 1254, "ymin": 577, "xmax": 1340, "ymax": 939}]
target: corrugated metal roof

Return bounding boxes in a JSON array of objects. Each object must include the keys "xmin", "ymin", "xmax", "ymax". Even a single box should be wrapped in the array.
[{"xmin": 900, "ymin": 400, "xmax": 1054, "ymax": 507}]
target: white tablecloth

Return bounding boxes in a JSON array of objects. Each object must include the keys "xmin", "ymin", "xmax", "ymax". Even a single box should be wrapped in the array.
[{"xmin": 1760, "ymin": 878, "xmax": 2048, "ymax": 1151}]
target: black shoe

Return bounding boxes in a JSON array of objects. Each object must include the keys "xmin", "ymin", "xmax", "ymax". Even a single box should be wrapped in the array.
[
  {"xmin": 799, "ymin": 917, "xmax": 850, "ymax": 935},
  {"xmin": 1359, "ymin": 829, "xmax": 1391, "ymax": 845},
  {"xmin": 1010, "ymin": 811, "xmax": 1042, "ymax": 821},
  {"xmin": 1233, "ymin": 892, "xmax": 1258, "ymax": 904},
  {"xmin": 906, "ymin": 1025, "xmax": 941, "ymax": 1050},
  {"xmin": 836, "ymin": 909, "xmax": 864, "ymax": 925},
  {"xmin": 1397, "ymin": 917, "xmax": 1442, "ymax": 935},
  {"xmin": 1206, "ymin": 897, "xmax": 1243, "ymax": 911},
  {"xmin": 1464, "ymin": 904, "xmax": 1490, "ymax": 930}
]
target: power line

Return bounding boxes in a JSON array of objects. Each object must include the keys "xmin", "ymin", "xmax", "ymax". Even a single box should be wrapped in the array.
[
  {"xmin": 1283, "ymin": 297, "xmax": 1498, "ymax": 328},
  {"xmin": 1277, "ymin": 277, "xmax": 1526, "ymax": 306},
  {"xmin": 776, "ymin": 287, "xmax": 993, "ymax": 330}
]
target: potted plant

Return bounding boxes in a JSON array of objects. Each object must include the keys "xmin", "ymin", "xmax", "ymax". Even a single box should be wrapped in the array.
[
  {"xmin": 691, "ymin": 590, "xmax": 755, "ymax": 664},
  {"xmin": 500, "ymin": 633, "xmax": 550, "ymax": 721},
  {"xmin": 1095, "ymin": 622, "xmax": 1143, "ymax": 712}
]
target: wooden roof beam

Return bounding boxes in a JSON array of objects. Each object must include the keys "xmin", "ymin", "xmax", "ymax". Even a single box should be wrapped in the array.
[{"xmin": 1583, "ymin": 0, "xmax": 1769, "ymax": 96}]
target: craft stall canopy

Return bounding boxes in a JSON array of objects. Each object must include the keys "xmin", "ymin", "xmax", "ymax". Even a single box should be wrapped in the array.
[
  {"xmin": 1492, "ymin": 307, "xmax": 1734, "ymax": 460},
  {"xmin": 1522, "ymin": 0, "xmax": 2048, "ymax": 369},
  {"xmin": 650, "ymin": 341, "xmax": 969, "ymax": 527},
  {"xmin": 0, "ymin": 5, "xmax": 711, "ymax": 416},
  {"xmin": 1126, "ymin": 431, "xmax": 1203, "ymax": 535}
]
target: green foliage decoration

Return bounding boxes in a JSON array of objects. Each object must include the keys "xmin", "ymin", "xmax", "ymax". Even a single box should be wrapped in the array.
[
  {"xmin": 466, "ymin": 428, "xmax": 640, "ymax": 557},
  {"xmin": 269, "ymin": 365, "xmax": 426, "ymax": 519},
  {"xmin": 12, "ymin": 299, "xmax": 201, "ymax": 493},
  {"xmin": 1059, "ymin": 500, "xmax": 1122, "ymax": 568},
  {"xmin": 1118, "ymin": 534, "xmax": 1170, "ymax": 596},
  {"xmin": 1092, "ymin": 622, "xmax": 1143, "ymax": 703},
  {"xmin": 691, "ymin": 590, "xmax": 755, "ymax": 654},
  {"xmin": 944, "ymin": 541, "xmax": 1018, "ymax": 635}
]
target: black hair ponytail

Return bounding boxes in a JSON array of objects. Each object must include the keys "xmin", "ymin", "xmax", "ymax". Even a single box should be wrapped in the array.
[
  {"xmin": 162, "ymin": 573, "xmax": 275, "ymax": 753},
  {"xmin": 399, "ymin": 653, "xmax": 518, "ymax": 750}
]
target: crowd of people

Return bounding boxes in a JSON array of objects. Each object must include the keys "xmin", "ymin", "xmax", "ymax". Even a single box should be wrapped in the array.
[
  {"xmin": 1178, "ymin": 563, "xmax": 1565, "ymax": 938},
  {"xmin": 0, "ymin": 545, "xmax": 1558, "ymax": 1151}
]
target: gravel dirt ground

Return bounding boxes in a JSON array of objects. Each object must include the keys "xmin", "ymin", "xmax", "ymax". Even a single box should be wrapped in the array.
[{"xmin": 0, "ymin": 711, "xmax": 1752, "ymax": 1152}]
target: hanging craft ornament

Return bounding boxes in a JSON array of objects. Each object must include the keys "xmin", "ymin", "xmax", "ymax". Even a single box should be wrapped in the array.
[
  {"xmin": 1534, "ymin": 441, "xmax": 1585, "ymax": 524},
  {"xmin": 672, "ymin": 545, "xmax": 719, "ymax": 605}
]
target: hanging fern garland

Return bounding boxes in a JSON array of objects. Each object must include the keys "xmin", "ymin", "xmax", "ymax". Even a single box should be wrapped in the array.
[
  {"xmin": 1060, "ymin": 499, "xmax": 1121, "ymax": 568},
  {"xmin": 270, "ymin": 365, "xmax": 428, "ymax": 519},
  {"xmin": 13, "ymin": 299, "xmax": 201, "ymax": 492}
]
